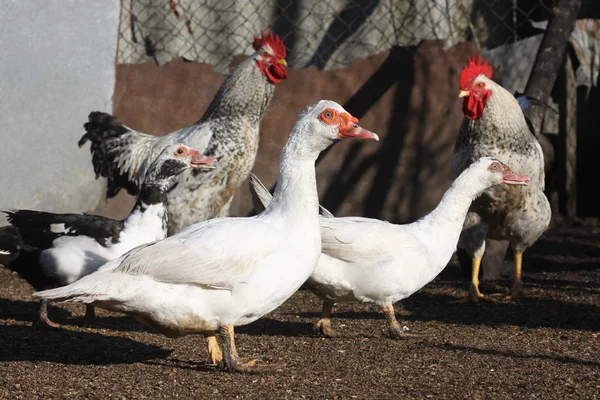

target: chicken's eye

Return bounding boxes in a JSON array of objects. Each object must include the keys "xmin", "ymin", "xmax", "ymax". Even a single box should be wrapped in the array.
[
  {"xmin": 476, "ymin": 82, "xmax": 485, "ymax": 88},
  {"xmin": 325, "ymin": 112, "xmax": 332, "ymax": 119},
  {"xmin": 176, "ymin": 148, "xmax": 184, "ymax": 155},
  {"xmin": 262, "ymin": 52, "xmax": 269, "ymax": 58}
]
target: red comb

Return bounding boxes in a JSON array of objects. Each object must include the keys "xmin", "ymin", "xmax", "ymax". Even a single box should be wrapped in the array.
[
  {"xmin": 252, "ymin": 30, "xmax": 286, "ymax": 59},
  {"xmin": 460, "ymin": 55, "xmax": 493, "ymax": 89}
]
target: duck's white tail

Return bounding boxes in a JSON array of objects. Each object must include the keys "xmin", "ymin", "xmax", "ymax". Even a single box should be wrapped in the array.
[{"xmin": 33, "ymin": 258, "xmax": 125, "ymax": 304}]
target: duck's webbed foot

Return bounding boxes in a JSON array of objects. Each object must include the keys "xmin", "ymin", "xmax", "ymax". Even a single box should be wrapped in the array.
[
  {"xmin": 218, "ymin": 325, "xmax": 280, "ymax": 374},
  {"xmin": 452, "ymin": 282, "xmax": 495, "ymax": 304},
  {"xmin": 34, "ymin": 299, "xmax": 61, "ymax": 330},
  {"xmin": 313, "ymin": 300, "xmax": 338, "ymax": 338},
  {"xmin": 206, "ymin": 334, "xmax": 223, "ymax": 365},
  {"xmin": 382, "ymin": 305, "xmax": 424, "ymax": 340}
]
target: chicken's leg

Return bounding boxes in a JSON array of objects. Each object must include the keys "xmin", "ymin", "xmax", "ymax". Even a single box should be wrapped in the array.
[
  {"xmin": 35, "ymin": 299, "xmax": 60, "ymax": 329},
  {"xmin": 314, "ymin": 300, "xmax": 337, "ymax": 338},
  {"xmin": 219, "ymin": 325, "xmax": 277, "ymax": 373},
  {"xmin": 206, "ymin": 333, "xmax": 223, "ymax": 365},
  {"xmin": 452, "ymin": 256, "xmax": 494, "ymax": 304},
  {"xmin": 382, "ymin": 305, "xmax": 422, "ymax": 339},
  {"xmin": 506, "ymin": 251, "xmax": 528, "ymax": 299}
]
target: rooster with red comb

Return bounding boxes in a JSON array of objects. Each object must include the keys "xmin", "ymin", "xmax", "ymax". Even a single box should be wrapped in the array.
[
  {"xmin": 79, "ymin": 30, "xmax": 288, "ymax": 235},
  {"xmin": 450, "ymin": 55, "xmax": 551, "ymax": 303}
]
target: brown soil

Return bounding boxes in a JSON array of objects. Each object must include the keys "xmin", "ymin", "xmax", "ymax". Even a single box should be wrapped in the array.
[{"xmin": 1, "ymin": 223, "xmax": 599, "ymax": 399}]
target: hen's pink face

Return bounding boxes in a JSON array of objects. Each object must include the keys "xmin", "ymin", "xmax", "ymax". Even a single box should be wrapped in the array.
[{"xmin": 253, "ymin": 30, "xmax": 288, "ymax": 84}]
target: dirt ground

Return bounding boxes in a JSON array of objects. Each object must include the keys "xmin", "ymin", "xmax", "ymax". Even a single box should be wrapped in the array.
[{"xmin": 1, "ymin": 222, "xmax": 599, "ymax": 399}]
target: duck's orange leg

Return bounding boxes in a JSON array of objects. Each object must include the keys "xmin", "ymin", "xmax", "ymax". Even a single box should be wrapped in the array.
[{"xmin": 206, "ymin": 333, "xmax": 223, "ymax": 365}]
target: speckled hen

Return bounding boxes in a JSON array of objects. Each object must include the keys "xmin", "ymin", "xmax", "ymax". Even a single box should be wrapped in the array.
[
  {"xmin": 451, "ymin": 56, "xmax": 551, "ymax": 303},
  {"xmin": 79, "ymin": 31, "xmax": 288, "ymax": 235}
]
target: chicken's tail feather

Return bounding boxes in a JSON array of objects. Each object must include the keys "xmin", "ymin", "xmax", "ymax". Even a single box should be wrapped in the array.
[
  {"xmin": 79, "ymin": 111, "xmax": 128, "ymax": 148},
  {"xmin": 79, "ymin": 112, "xmax": 141, "ymax": 198}
]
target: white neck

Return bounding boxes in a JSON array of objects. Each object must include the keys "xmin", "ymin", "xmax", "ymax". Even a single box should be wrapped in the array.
[
  {"xmin": 261, "ymin": 125, "xmax": 322, "ymax": 227},
  {"xmin": 409, "ymin": 172, "xmax": 490, "ymax": 273}
]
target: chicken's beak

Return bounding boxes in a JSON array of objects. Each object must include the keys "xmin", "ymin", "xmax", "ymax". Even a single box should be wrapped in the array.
[
  {"xmin": 458, "ymin": 90, "xmax": 470, "ymax": 98},
  {"xmin": 276, "ymin": 59, "xmax": 287, "ymax": 66},
  {"xmin": 190, "ymin": 153, "xmax": 217, "ymax": 169}
]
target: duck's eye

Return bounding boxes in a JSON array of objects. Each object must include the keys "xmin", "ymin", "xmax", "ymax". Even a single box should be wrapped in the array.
[{"xmin": 325, "ymin": 112, "xmax": 332, "ymax": 119}]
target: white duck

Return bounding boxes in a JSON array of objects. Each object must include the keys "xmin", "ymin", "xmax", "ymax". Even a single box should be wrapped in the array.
[
  {"xmin": 249, "ymin": 157, "xmax": 530, "ymax": 339},
  {"xmin": 34, "ymin": 100, "xmax": 379, "ymax": 373}
]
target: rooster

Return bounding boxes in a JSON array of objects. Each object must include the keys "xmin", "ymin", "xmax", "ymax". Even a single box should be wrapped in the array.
[
  {"xmin": 451, "ymin": 56, "xmax": 551, "ymax": 303},
  {"xmin": 79, "ymin": 30, "xmax": 288, "ymax": 235}
]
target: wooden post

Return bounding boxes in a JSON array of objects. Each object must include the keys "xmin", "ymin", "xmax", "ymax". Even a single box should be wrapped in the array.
[
  {"xmin": 557, "ymin": 56, "xmax": 577, "ymax": 217},
  {"xmin": 523, "ymin": 0, "xmax": 582, "ymax": 136}
]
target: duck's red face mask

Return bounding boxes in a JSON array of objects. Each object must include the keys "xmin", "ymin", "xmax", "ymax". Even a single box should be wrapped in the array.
[{"xmin": 318, "ymin": 108, "xmax": 379, "ymax": 141}]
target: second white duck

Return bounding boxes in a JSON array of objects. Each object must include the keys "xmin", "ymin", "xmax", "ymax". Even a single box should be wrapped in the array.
[{"xmin": 249, "ymin": 157, "xmax": 530, "ymax": 339}]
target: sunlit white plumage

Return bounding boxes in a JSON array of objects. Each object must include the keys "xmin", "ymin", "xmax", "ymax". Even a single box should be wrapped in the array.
[
  {"xmin": 35, "ymin": 100, "xmax": 379, "ymax": 372},
  {"xmin": 249, "ymin": 157, "xmax": 530, "ymax": 338}
]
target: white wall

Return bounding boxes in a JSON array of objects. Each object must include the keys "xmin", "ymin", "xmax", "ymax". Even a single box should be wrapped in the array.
[{"xmin": 0, "ymin": 0, "xmax": 119, "ymax": 224}]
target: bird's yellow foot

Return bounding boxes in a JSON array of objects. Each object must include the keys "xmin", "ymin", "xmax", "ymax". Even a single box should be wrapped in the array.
[
  {"xmin": 493, "ymin": 287, "xmax": 532, "ymax": 300},
  {"xmin": 220, "ymin": 358, "xmax": 279, "ymax": 374},
  {"xmin": 491, "ymin": 281, "xmax": 534, "ymax": 300},
  {"xmin": 206, "ymin": 335, "xmax": 223, "ymax": 365},
  {"xmin": 219, "ymin": 325, "xmax": 280, "ymax": 374},
  {"xmin": 314, "ymin": 318, "xmax": 338, "ymax": 338},
  {"xmin": 382, "ymin": 305, "xmax": 425, "ymax": 340},
  {"xmin": 452, "ymin": 285, "xmax": 495, "ymax": 304},
  {"xmin": 388, "ymin": 324, "xmax": 425, "ymax": 340}
]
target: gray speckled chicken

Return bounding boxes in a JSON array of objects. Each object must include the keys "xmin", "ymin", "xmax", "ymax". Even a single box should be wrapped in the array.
[
  {"xmin": 450, "ymin": 56, "xmax": 551, "ymax": 303},
  {"xmin": 79, "ymin": 31, "xmax": 287, "ymax": 235}
]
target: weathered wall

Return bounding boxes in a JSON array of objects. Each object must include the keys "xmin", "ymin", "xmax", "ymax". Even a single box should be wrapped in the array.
[
  {"xmin": 0, "ymin": 0, "xmax": 120, "ymax": 224},
  {"xmin": 96, "ymin": 40, "xmax": 479, "ymax": 224}
]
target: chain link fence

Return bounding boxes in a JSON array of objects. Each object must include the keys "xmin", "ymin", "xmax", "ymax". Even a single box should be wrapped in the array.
[{"xmin": 117, "ymin": 0, "xmax": 553, "ymax": 73}]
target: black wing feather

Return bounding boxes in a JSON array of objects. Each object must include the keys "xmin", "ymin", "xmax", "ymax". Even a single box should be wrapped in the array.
[{"xmin": 5, "ymin": 210, "xmax": 125, "ymax": 247}]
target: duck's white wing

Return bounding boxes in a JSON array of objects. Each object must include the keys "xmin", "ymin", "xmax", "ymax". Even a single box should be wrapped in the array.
[
  {"xmin": 113, "ymin": 218, "xmax": 279, "ymax": 290},
  {"xmin": 320, "ymin": 217, "xmax": 407, "ymax": 264}
]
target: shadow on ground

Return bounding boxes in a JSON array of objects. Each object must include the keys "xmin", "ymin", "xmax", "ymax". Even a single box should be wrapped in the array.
[{"xmin": 0, "ymin": 323, "xmax": 171, "ymax": 365}]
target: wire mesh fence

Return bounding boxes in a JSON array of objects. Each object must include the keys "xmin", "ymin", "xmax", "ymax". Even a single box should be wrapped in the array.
[{"xmin": 117, "ymin": 0, "xmax": 553, "ymax": 73}]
